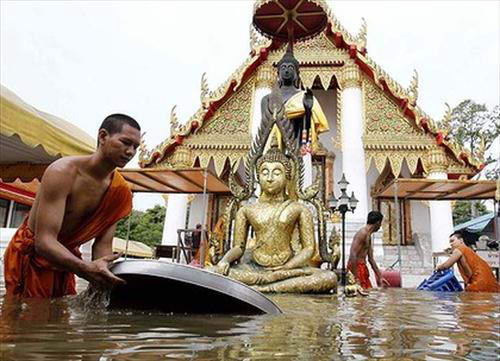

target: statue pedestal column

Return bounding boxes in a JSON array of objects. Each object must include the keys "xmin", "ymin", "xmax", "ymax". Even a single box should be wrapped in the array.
[{"xmin": 339, "ymin": 64, "xmax": 368, "ymax": 221}]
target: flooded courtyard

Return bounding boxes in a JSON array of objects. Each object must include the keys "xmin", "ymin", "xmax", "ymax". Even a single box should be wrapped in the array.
[{"xmin": 1, "ymin": 282, "xmax": 498, "ymax": 361}]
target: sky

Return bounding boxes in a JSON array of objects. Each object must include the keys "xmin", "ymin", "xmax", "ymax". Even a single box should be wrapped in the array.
[{"xmin": 1, "ymin": 0, "xmax": 499, "ymax": 210}]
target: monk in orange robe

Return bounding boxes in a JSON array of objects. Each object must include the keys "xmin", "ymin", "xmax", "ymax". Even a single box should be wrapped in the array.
[
  {"xmin": 3, "ymin": 114, "xmax": 141, "ymax": 298},
  {"xmin": 347, "ymin": 260, "xmax": 372, "ymax": 289},
  {"xmin": 347, "ymin": 211, "xmax": 390, "ymax": 289},
  {"xmin": 436, "ymin": 231, "xmax": 500, "ymax": 293}
]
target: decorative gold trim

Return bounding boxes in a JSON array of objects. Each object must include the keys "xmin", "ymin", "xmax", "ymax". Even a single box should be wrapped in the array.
[
  {"xmin": 334, "ymin": 87, "xmax": 342, "ymax": 149},
  {"xmin": 255, "ymin": 65, "xmax": 275, "ymax": 89},
  {"xmin": 266, "ymin": 32, "xmax": 349, "ymax": 66},
  {"xmin": 338, "ymin": 64, "xmax": 361, "ymax": 89},
  {"xmin": 424, "ymin": 148, "xmax": 449, "ymax": 174}
]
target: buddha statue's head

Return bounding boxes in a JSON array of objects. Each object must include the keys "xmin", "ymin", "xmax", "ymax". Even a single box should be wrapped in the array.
[
  {"xmin": 277, "ymin": 49, "xmax": 300, "ymax": 88},
  {"xmin": 256, "ymin": 145, "xmax": 293, "ymax": 196}
]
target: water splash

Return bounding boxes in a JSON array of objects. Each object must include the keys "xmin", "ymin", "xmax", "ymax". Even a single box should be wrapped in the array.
[{"xmin": 76, "ymin": 284, "xmax": 111, "ymax": 310}]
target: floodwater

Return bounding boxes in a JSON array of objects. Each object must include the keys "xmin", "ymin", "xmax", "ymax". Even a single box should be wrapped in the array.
[{"xmin": 0, "ymin": 281, "xmax": 499, "ymax": 361}]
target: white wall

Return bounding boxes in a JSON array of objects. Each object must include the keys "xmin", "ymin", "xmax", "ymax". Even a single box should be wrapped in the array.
[
  {"xmin": 411, "ymin": 201, "xmax": 431, "ymax": 234},
  {"xmin": 313, "ymin": 89, "xmax": 344, "ymax": 187}
]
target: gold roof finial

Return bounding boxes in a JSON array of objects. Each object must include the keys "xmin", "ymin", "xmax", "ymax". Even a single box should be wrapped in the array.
[
  {"xmin": 250, "ymin": 23, "xmax": 258, "ymax": 51},
  {"xmin": 440, "ymin": 102, "xmax": 452, "ymax": 136},
  {"xmin": 476, "ymin": 135, "xmax": 486, "ymax": 162},
  {"xmin": 170, "ymin": 105, "xmax": 180, "ymax": 136},
  {"xmin": 200, "ymin": 72, "xmax": 210, "ymax": 106},
  {"xmin": 138, "ymin": 131, "xmax": 150, "ymax": 162},
  {"xmin": 356, "ymin": 17, "xmax": 367, "ymax": 50},
  {"xmin": 408, "ymin": 69, "xmax": 419, "ymax": 106}
]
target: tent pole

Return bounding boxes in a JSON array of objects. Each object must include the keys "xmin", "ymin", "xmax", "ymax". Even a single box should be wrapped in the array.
[
  {"xmin": 394, "ymin": 180, "xmax": 402, "ymax": 287},
  {"xmin": 199, "ymin": 168, "xmax": 209, "ymax": 268},
  {"xmin": 495, "ymin": 199, "xmax": 499, "ymax": 242},
  {"xmin": 124, "ymin": 194, "xmax": 134, "ymax": 260}
]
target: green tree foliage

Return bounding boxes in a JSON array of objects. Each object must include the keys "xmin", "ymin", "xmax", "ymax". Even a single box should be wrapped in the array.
[
  {"xmin": 452, "ymin": 200, "xmax": 488, "ymax": 226},
  {"xmin": 449, "ymin": 100, "xmax": 499, "ymax": 223},
  {"xmin": 115, "ymin": 205, "xmax": 166, "ymax": 248},
  {"xmin": 449, "ymin": 100, "xmax": 499, "ymax": 171}
]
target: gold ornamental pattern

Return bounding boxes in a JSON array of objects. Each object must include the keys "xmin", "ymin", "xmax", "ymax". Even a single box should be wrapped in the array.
[
  {"xmin": 194, "ymin": 77, "xmax": 255, "ymax": 137},
  {"xmin": 363, "ymin": 77, "xmax": 420, "ymax": 136},
  {"xmin": 266, "ymin": 32, "xmax": 350, "ymax": 66}
]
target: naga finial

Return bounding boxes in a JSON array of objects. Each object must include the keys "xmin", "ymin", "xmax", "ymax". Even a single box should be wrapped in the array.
[
  {"xmin": 408, "ymin": 69, "xmax": 419, "ymax": 106},
  {"xmin": 138, "ymin": 132, "xmax": 149, "ymax": 162},
  {"xmin": 249, "ymin": 24, "xmax": 259, "ymax": 51},
  {"xmin": 476, "ymin": 135, "xmax": 486, "ymax": 162},
  {"xmin": 170, "ymin": 105, "xmax": 180, "ymax": 135},
  {"xmin": 200, "ymin": 72, "xmax": 210, "ymax": 106},
  {"xmin": 440, "ymin": 102, "xmax": 452, "ymax": 136},
  {"xmin": 356, "ymin": 17, "xmax": 367, "ymax": 50}
]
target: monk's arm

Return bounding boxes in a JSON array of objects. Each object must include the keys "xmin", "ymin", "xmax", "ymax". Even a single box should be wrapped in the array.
[
  {"xmin": 368, "ymin": 238, "xmax": 389, "ymax": 286},
  {"xmin": 436, "ymin": 249, "xmax": 462, "ymax": 270},
  {"xmin": 34, "ymin": 164, "xmax": 124, "ymax": 286},
  {"xmin": 92, "ymin": 222, "xmax": 118, "ymax": 260},
  {"xmin": 280, "ymin": 207, "xmax": 314, "ymax": 270},
  {"xmin": 367, "ymin": 239, "xmax": 382, "ymax": 281},
  {"xmin": 348, "ymin": 231, "xmax": 364, "ymax": 281},
  {"xmin": 34, "ymin": 165, "xmax": 89, "ymax": 274}
]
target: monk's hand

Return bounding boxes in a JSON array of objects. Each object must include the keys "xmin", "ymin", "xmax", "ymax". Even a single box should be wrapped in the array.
[
  {"xmin": 376, "ymin": 274, "xmax": 390, "ymax": 287},
  {"xmin": 81, "ymin": 253, "xmax": 126, "ymax": 288},
  {"xmin": 379, "ymin": 277, "xmax": 391, "ymax": 287},
  {"xmin": 356, "ymin": 285, "xmax": 369, "ymax": 296},
  {"xmin": 435, "ymin": 264, "xmax": 445, "ymax": 271}
]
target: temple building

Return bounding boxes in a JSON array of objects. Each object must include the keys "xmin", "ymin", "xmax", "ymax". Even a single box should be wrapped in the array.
[{"xmin": 138, "ymin": 2, "xmax": 486, "ymax": 270}]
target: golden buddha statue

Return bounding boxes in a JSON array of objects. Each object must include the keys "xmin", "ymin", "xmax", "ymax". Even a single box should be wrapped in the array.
[
  {"xmin": 212, "ymin": 140, "xmax": 337, "ymax": 293},
  {"xmin": 344, "ymin": 271, "xmax": 368, "ymax": 297}
]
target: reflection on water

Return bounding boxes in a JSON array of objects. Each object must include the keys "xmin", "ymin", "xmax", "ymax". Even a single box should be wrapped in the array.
[{"xmin": 1, "ymin": 283, "xmax": 499, "ymax": 361}]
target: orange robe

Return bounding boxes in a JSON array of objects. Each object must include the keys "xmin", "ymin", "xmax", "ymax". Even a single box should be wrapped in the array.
[
  {"xmin": 457, "ymin": 244, "xmax": 500, "ymax": 293},
  {"xmin": 347, "ymin": 260, "xmax": 372, "ymax": 289},
  {"xmin": 3, "ymin": 171, "xmax": 132, "ymax": 298}
]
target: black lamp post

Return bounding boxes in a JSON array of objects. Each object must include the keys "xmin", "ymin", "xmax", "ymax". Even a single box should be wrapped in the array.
[{"xmin": 328, "ymin": 173, "xmax": 358, "ymax": 286}]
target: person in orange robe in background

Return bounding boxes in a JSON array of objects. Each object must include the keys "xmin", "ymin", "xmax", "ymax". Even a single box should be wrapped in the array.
[
  {"xmin": 436, "ymin": 231, "xmax": 500, "ymax": 292},
  {"xmin": 3, "ymin": 114, "xmax": 141, "ymax": 298}
]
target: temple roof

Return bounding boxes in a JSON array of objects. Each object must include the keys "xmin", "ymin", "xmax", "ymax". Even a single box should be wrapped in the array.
[{"xmin": 139, "ymin": 3, "xmax": 484, "ymax": 175}]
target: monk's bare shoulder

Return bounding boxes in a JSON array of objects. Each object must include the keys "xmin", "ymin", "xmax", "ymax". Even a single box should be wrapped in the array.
[
  {"xmin": 41, "ymin": 156, "xmax": 90, "ymax": 190},
  {"xmin": 353, "ymin": 227, "xmax": 369, "ymax": 242}
]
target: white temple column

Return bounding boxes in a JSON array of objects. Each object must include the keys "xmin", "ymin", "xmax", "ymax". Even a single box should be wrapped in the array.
[
  {"xmin": 339, "ymin": 64, "xmax": 368, "ymax": 221},
  {"xmin": 426, "ymin": 149, "xmax": 454, "ymax": 253},
  {"xmin": 162, "ymin": 193, "xmax": 188, "ymax": 247},
  {"xmin": 251, "ymin": 66, "xmax": 273, "ymax": 139}
]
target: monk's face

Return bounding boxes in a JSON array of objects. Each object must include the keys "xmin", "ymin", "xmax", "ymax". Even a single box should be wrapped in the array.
[
  {"xmin": 259, "ymin": 162, "xmax": 287, "ymax": 195},
  {"xmin": 99, "ymin": 124, "xmax": 141, "ymax": 168},
  {"xmin": 449, "ymin": 235, "xmax": 464, "ymax": 250}
]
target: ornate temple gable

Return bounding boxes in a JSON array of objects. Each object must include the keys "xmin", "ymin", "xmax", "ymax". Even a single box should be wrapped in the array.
[
  {"xmin": 139, "ymin": 1, "xmax": 484, "ymax": 174},
  {"xmin": 363, "ymin": 76, "xmax": 423, "ymax": 138},
  {"xmin": 182, "ymin": 77, "xmax": 255, "ymax": 176},
  {"xmin": 266, "ymin": 32, "xmax": 350, "ymax": 66},
  {"xmin": 262, "ymin": 32, "xmax": 350, "ymax": 90},
  {"xmin": 362, "ymin": 77, "xmax": 475, "ymax": 177}
]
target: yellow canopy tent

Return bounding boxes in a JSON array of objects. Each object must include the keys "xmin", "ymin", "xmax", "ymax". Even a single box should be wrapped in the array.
[
  {"xmin": 112, "ymin": 237, "xmax": 154, "ymax": 258},
  {"xmin": 0, "ymin": 84, "xmax": 96, "ymax": 183}
]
